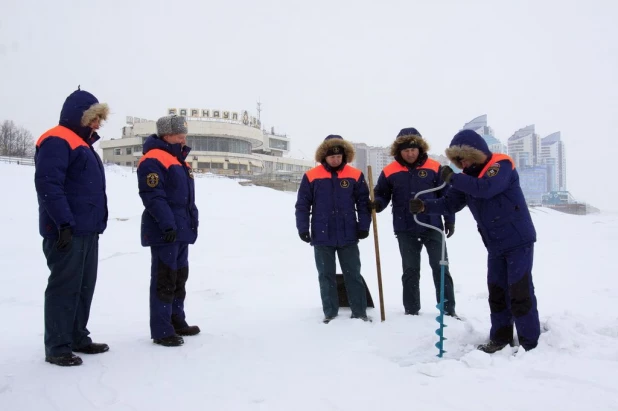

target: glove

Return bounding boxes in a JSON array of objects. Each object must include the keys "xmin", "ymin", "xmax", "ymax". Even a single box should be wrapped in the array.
[
  {"xmin": 357, "ymin": 230, "xmax": 369, "ymax": 240},
  {"xmin": 367, "ymin": 200, "xmax": 383, "ymax": 213},
  {"xmin": 441, "ymin": 166, "xmax": 454, "ymax": 184},
  {"xmin": 444, "ymin": 223, "xmax": 455, "ymax": 238},
  {"xmin": 163, "ymin": 228, "xmax": 177, "ymax": 243},
  {"xmin": 299, "ymin": 232, "xmax": 311, "ymax": 243},
  {"xmin": 56, "ymin": 226, "xmax": 73, "ymax": 251},
  {"xmin": 409, "ymin": 198, "xmax": 425, "ymax": 214}
]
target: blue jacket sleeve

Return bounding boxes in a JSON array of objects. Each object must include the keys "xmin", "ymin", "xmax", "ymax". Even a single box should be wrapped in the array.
[
  {"xmin": 449, "ymin": 160, "xmax": 513, "ymax": 199},
  {"xmin": 355, "ymin": 172, "xmax": 371, "ymax": 231},
  {"xmin": 373, "ymin": 171, "xmax": 391, "ymax": 211},
  {"xmin": 295, "ymin": 174, "xmax": 312, "ymax": 234},
  {"xmin": 137, "ymin": 159, "xmax": 176, "ymax": 231},
  {"xmin": 424, "ymin": 186, "xmax": 468, "ymax": 216},
  {"xmin": 34, "ymin": 138, "xmax": 75, "ymax": 229},
  {"xmin": 437, "ymin": 166, "xmax": 456, "ymax": 225}
]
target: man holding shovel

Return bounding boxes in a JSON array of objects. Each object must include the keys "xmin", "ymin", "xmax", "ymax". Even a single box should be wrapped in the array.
[{"xmin": 370, "ymin": 127, "xmax": 458, "ymax": 318}]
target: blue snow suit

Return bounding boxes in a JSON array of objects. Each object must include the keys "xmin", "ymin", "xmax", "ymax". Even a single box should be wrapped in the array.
[
  {"xmin": 137, "ymin": 134, "xmax": 199, "ymax": 340},
  {"xmin": 34, "ymin": 89, "xmax": 109, "ymax": 357},
  {"xmin": 422, "ymin": 129, "xmax": 540, "ymax": 349}
]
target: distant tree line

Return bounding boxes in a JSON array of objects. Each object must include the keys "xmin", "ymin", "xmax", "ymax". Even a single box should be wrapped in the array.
[{"xmin": 0, "ymin": 120, "xmax": 35, "ymax": 157}]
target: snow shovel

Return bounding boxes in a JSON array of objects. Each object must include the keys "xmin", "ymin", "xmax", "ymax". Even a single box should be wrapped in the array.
[{"xmin": 336, "ymin": 274, "xmax": 375, "ymax": 308}]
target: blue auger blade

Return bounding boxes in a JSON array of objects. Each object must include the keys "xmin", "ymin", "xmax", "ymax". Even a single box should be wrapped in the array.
[{"xmin": 435, "ymin": 340, "xmax": 447, "ymax": 357}]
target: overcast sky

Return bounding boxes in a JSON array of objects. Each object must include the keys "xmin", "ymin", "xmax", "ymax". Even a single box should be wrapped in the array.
[{"xmin": 1, "ymin": 0, "xmax": 616, "ymax": 209}]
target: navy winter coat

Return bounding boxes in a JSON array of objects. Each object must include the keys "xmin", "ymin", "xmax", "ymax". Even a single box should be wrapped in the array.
[
  {"xmin": 34, "ymin": 90, "xmax": 108, "ymax": 238},
  {"xmin": 137, "ymin": 135, "xmax": 199, "ymax": 246},
  {"xmin": 295, "ymin": 163, "xmax": 371, "ymax": 247},
  {"xmin": 424, "ymin": 130, "xmax": 536, "ymax": 254},
  {"xmin": 374, "ymin": 157, "xmax": 454, "ymax": 234}
]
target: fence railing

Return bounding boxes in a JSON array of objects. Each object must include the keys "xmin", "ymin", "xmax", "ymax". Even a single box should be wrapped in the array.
[{"xmin": 0, "ymin": 155, "xmax": 35, "ymax": 166}]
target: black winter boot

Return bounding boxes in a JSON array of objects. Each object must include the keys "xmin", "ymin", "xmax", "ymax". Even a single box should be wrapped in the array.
[
  {"xmin": 175, "ymin": 325, "xmax": 201, "ymax": 336},
  {"xmin": 323, "ymin": 315, "xmax": 337, "ymax": 324},
  {"xmin": 74, "ymin": 342, "xmax": 109, "ymax": 354},
  {"xmin": 477, "ymin": 340, "xmax": 513, "ymax": 354},
  {"xmin": 153, "ymin": 335, "xmax": 184, "ymax": 347},
  {"xmin": 45, "ymin": 353, "xmax": 83, "ymax": 366}
]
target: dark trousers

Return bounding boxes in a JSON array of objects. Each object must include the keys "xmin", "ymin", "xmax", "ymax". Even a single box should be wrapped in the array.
[
  {"xmin": 487, "ymin": 245, "xmax": 540, "ymax": 350},
  {"xmin": 396, "ymin": 230, "xmax": 456, "ymax": 315},
  {"xmin": 43, "ymin": 234, "xmax": 99, "ymax": 357},
  {"xmin": 314, "ymin": 244, "xmax": 367, "ymax": 318},
  {"xmin": 150, "ymin": 243, "xmax": 190, "ymax": 339}
]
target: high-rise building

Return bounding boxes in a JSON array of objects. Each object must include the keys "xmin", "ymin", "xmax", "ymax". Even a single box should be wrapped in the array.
[
  {"xmin": 461, "ymin": 114, "xmax": 507, "ymax": 154},
  {"xmin": 351, "ymin": 142, "xmax": 369, "ymax": 175},
  {"xmin": 508, "ymin": 125, "xmax": 541, "ymax": 169},
  {"xmin": 540, "ymin": 132, "xmax": 567, "ymax": 191},
  {"xmin": 349, "ymin": 142, "xmax": 388, "ymax": 178},
  {"xmin": 367, "ymin": 146, "xmax": 391, "ymax": 176}
]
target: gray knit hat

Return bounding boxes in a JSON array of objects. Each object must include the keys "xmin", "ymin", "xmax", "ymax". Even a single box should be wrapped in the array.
[{"xmin": 156, "ymin": 114, "xmax": 188, "ymax": 137}]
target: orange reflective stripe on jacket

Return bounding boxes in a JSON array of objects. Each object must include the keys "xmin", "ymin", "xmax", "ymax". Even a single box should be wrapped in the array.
[
  {"xmin": 37, "ymin": 125, "xmax": 88, "ymax": 150},
  {"xmin": 306, "ymin": 164, "xmax": 361, "ymax": 183},
  {"xmin": 383, "ymin": 158, "xmax": 440, "ymax": 178},
  {"xmin": 338, "ymin": 165, "xmax": 361, "ymax": 180},
  {"xmin": 383, "ymin": 161, "xmax": 407, "ymax": 178},
  {"xmin": 138, "ymin": 149, "xmax": 182, "ymax": 169},
  {"xmin": 422, "ymin": 158, "xmax": 440, "ymax": 173},
  {"xmin": 478, "ymin": 153, "xmax": 515, "ymax": 178}
]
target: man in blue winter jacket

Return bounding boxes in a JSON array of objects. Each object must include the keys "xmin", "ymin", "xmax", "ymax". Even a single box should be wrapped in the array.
[
  {"xmin": 295, "ymin": 135, "xmax": 372, "ymax": 323},
  {"xmin": 137, "ymin": 114, "xmax": 200, "ymax": 347},
  {"xmin": 410, "ymin": 129, "xmax": 541, "ymax": 353},
  {"xmin": 371, "ymin": 128, "xmax": 457, "ymax": 317},
  {"xmin": 35, "ymin": 88, "xmax": 110, "ymax": 366}
]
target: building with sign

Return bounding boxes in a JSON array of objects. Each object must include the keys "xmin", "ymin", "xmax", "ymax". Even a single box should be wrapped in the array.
[{"xmin": 100, "ymin": 107, "xmax": 315, "ymax": 177}]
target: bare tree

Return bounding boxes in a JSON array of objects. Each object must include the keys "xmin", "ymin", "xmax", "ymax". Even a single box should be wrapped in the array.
[{"xmin": 0, "ymin": 120, "xmax": 35, "ymax": 157}]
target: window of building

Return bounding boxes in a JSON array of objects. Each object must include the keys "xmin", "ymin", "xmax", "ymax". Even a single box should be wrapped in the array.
[
  {"xmin": 269, "ymin": 138, "xmax": 288, "ymax": 150},
  {"xmin": 114, "ymin": 148, "xmax": 121, "ymax": 155},
  {"xmin": 186, "ymin": 136, "xmax": 251, "ymax": 154},
  {"xmin": 126, "ymin": 147, "xmax": 132, "ymax": 155},
  {"xmin": 126, "ymin": 162, "xmax": 133, "ymax": 166}
]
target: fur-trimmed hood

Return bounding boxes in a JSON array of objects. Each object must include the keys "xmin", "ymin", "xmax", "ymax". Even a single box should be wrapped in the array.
[
  {"xmin": 59, "ymin": 89, "xmax": 109, "ymax": 141},
  {"xmin": 315, "ymin": 135, "xmax": 355, "ymax": 163},
  {"xmin": 389, "ymin": 134, "xmax": 429, "ymax": 157},
  {"xmin": 445, "ymin": 129, "xmax": 492, "ymax": 170}
]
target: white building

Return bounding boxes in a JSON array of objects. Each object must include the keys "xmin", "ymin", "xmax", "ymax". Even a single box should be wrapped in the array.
[
  {"xmin": 100, "ymin": 107, "xmax": 315, "ymax": 176},
  {"xmin": 540, "ymin": 131, "xmax": 567, "ymax": 191},
  {"xmin": 349, "ymin": 142, "xmax": 390, "ymax": 178},
  {"xmin": 508, "ymin": 125, "xmax": 541, "ymax": 169},
  {"xmin": 461, "ymin": 114, "xmax": 507, "ymax": 154}
]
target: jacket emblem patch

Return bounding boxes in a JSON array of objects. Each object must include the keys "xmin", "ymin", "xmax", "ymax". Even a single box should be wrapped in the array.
[
  {"xmin": 340, "ymin": 179, "xmax": 350, "ymax": 188},
  {"xmin": 146, "ymin": 173, "xmax": 160, "ymax": 187},
  {"xmin": 487, "ymin": 165, "xmax": 500, "ymax": 177},
  {"xmin": 418, "ymin": 170, "xmax": 428, "ymax": 178}
]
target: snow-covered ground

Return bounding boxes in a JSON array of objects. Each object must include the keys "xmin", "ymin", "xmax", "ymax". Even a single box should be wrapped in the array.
[{"xmin": 0, "ymin": 162, "xmax": 616, "ymax": 410}]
